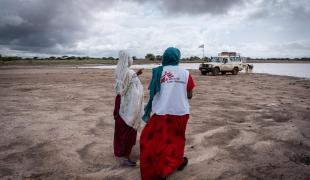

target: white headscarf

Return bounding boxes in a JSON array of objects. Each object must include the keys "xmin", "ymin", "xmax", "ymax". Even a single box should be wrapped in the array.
[{"xmin": 115, "ymin": 50, "xmax": 133, "ymax": 95}]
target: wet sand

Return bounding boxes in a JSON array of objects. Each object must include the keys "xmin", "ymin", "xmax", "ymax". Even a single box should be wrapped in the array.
[{"xmin": 0, "ymin": 67, "xmax": 309, "ymax": 179}]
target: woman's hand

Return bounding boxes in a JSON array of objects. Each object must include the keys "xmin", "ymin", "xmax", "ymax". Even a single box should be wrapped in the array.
[{"xmin": 136, "ymin": 69, "xmax": 143, "ymax": 76}]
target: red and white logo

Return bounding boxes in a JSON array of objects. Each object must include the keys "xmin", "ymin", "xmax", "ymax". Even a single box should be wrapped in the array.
[{"xmin": 160, "ymin": 71, "xmax": 174, "ymax": 83}]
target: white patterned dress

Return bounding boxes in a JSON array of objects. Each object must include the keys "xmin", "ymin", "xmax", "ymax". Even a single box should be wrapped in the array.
[{"xmin": 119, "ymin": 69, "xmax": 144, "ymax": 130}]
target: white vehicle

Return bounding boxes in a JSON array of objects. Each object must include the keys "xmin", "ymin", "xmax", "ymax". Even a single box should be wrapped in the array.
[{"xmin": 199, "ymin": 52, "xmax": 245, "ymax": 76}]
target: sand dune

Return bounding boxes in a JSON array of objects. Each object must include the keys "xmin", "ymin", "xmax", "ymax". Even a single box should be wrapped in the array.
[{"xmin": 0, "ymin": 67, "xmax": 309, "ymax": 179}]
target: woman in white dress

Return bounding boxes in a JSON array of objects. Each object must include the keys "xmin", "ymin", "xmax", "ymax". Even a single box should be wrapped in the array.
[{"xmin": 113, "ymin": 50, "xmax": 144, "ymax": 166}]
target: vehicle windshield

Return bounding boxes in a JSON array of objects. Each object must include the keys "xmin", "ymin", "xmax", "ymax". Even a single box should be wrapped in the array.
[
  {"xmin": 210, "ymin": 57, "xmax": 223, "ymax": 63},
  {"xmin": 230, "ymin": 57, "xmax": 241, "ymax": 62},
  {"xmin": 210, "ymin": 56, "xmax": 242, "ymax": 62}
]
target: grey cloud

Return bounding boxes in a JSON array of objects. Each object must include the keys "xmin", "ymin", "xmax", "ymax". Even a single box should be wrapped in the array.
[
  {"xmin": 131, "ymin": 0, "xmax": 310, "ymax": 20},
  {"xmin": 0, "ymin": 0, "xmax": 309, "ymax": 57},
  {"xmin": 282, "ymin": 42, "xmax": 310, "ymax": 51},
  {"xmin": 268, "ymin": 41, "xmax": 310, "ymax": 57},
  {"xmin": 0, "ymin": 0, "xmax": 113, "ymax": 54},
  {"xmin": 247, "ymin": 7, "xmax": 270, "ymax": 20},
  {"xmin": 247, "ymin": 0, "xmax": 310, "ymax": 20},
  {"xmin": 131, "ymin": 0, "xmax": 246, "ymax": 15}
]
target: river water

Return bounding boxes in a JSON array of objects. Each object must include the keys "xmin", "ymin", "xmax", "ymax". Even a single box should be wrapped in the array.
[{"xmin": 81, "ymin": 63, "xmax": 310, "ymax": 79}]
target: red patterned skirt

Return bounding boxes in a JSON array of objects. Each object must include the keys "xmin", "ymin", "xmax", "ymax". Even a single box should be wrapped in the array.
[
  {"xmin": 140, "ymin": 114, "xmax": 189, "ymax": 180},
  {"xmin": 113, "ymin": 95, "xmax": 137, "ymax": 157}
]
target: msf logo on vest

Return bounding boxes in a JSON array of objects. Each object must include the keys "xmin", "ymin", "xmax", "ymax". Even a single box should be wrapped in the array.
[{"xmin": 160, "ymin": 71, "xmax": 174, "ymax": 83}]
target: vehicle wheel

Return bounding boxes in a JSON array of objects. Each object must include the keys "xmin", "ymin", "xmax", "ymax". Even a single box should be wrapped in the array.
[
  {"xmin": 201, "ymin": 71, "xmax": 207, "ymax": 75},
  {"xmin": 212, "ymin": 67, "xmax": 219, "ymax": 76},
  {"xmin": 221, "ymin": 72, "xmax": 226, "ymax": 75},
  {"xmin": 232, "ymin": 67, "xmax": 238, "ymax": 75}
]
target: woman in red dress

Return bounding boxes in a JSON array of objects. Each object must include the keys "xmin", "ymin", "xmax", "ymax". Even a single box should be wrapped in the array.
[{"xmin": 140, "ymin": 47, "xmax": 195, "ymax": 179}]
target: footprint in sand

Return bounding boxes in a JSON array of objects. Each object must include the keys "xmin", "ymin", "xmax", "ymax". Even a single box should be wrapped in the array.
[
  {"xmin": 251, "ymin": 140, "xmax": 275, "ymax": 153},
  {"xmin": 83, "ymin": 105, "xmax": 98, "ymax": 113},
  {"xmin": 76, "ymin": 142, "xmax": 114, "ymax": 172}
]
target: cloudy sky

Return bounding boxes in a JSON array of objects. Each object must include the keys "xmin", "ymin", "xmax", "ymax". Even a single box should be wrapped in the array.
[{"xmin": 0, "ymin": 0, "xmax": 309, "ymax": 58}]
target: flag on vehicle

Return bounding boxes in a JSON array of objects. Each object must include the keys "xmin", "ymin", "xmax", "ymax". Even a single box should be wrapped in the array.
[{"xmin": 198, "ymin": 44, "xmax": 204, "ymax": 48}]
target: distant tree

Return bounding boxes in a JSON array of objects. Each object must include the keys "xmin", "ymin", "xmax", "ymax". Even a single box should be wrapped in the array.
[
  {"xmin": 155, "ymin": 55, "xmax": 162, "ymax": 61},
  {"xmin": 132, "ymin": 56, "xmax": 137, "ymax": 60},
  {"xmin": 49, "ymin": 56, "xmax": 56, "ymax": 60},
  {"xmin": 189, "ymin": 56, "xmax": 200, "ymax": 61},
  {"xmin": 301, "ymin": 58, "xmax": 310, "ymax": 61},
  {"xmin": 145, "ymin": 53, "xmax": 155, "ymax": 61},
  {"xmin": 195, "ymin": 56, "xmax": 201, "ymax": 61},
  {"xmin": 67, "ymin": 56, "xmax": 76, "ymax": 60},
  {"xmin": 108, "ymin": 57, "xmax": 115, "ymax": 60},
  {"xmin": 28, "ymin": 57, "xmax": 33, "ymax": 64},
  {"xmin": 181, "ymin": 57, "xmax": 190, "ymax": 61},
  {"xmin": 202, "ymin": 57, "xmax": 210, "ymax": 61}
]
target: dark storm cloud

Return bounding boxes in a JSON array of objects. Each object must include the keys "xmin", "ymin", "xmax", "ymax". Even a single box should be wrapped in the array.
[
  {"xmin": 132, "ymin": 0, "xmax": 245, "ymax": 15},
  {"xmin": 0, "ymin": 0, "xmax": 309, "ymax": 57},
  {"xmin": 247, "ymin": 0, "xmax": 310, "ymax": 20},
  {"xmin": 0, "ymin": 0, "xmax": 112, "ymax": 54}
]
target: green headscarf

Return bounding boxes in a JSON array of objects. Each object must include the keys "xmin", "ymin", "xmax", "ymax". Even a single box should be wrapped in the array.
[{"xmin": 142, "ymin": 47, "xmax": 181, "ymax": 122}]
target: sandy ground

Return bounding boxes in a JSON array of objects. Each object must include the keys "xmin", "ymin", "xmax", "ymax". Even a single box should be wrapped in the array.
[{"xmin": 0, "ymin": 67, "xmax": 309, "ymax": 180}]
